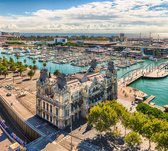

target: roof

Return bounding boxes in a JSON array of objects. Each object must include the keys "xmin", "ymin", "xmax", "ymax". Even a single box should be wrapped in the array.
[
  {"xmin": 73, "ymin": 73, "xmax": 85, "ymax": 80},
  {"xmin": 67, "ymin": 79, "xmax": 81, "ymax": 92},
  {"xmin": 86, "ymin": 73, "xmax": 104, "ymax": 81}
]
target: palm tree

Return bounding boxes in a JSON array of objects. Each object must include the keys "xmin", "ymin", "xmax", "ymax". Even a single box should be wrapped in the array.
[
  {"xmin": 29, "ymin": 65, "xmax": 33, "ymax": 70},
  {"xmin": 27, "ymin": 70, "xmax": 35, "ymax": 80},
  {"xmin": 16, "ymin": 55, "xmax": 20, "ymax": 62},
  {"xmin": 2, "ymin": 67, "xmax": 8, "ymax": 78},
  {"xmin": 11, "ymin": 65, "xmax": 17, "ymax": 83},
  {"xmin": 17, "ymin": 61, "xmax": 23, "ymax": 67},
  {"xmin": 2, "ymin": 58, "xmax": 8, "ymax": 67},
  {"xmin": 33, "ymin": 59, "xmax": 36, "ymax": 65},
  {"xmin": 18, "ymin": 65, "xmax": 26, "ymax": 76},
  {"xmin": 32, "ymin": 65, "xmax": 38, "ymax": 72},
  {"xmin": 43, "ymin": 62, "xmax": 47, "ymax": 68},
  {"xmin": 0, "ymin": 65, "xmax": 3, "ymax": 76},
  {"xmin": 24, "ymin": 59, "xmax": 27, "ymax": 65},
  {"xmin": 9, "ymin": 57, "xmax": 14, "ymax": 63},
  {"xmin": 54, "ymin": 69, "xmax": 60, "ymax": 77}
]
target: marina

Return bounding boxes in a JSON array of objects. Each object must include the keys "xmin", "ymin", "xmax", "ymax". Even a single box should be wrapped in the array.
[
  {"xmin": 0, "ymin": 50, "xmax": 168, "ymax": 107},
  {"xmin": 1, "ymin": 0, "xmax": 168, "ymax": 150}
]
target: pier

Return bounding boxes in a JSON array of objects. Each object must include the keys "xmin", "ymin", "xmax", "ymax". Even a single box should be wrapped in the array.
[
  {"xmin": 119, "ymin": 61, "xmax": 168, "ymax": 86},
  {"xmin": 144, "ymin": 95, "xmax": 156, "ymax": 104}
]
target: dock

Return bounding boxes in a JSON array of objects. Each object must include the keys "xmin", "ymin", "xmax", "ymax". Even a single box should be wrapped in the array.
[
  {"xmin": 144, "ymin": 95, "xmax": 155, "ymax": 104},
  {"xmin": 119, "ymin": 61, "xmax": 168, "ymax": 86}
]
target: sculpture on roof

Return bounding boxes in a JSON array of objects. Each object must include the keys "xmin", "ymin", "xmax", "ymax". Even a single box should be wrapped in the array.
[
  {"xmin": 88, "ymin": 59, "xmax": 97, "ymax": 72},
  {"xmin": 108, "ymin": 61, "xmax": 115, "ymax": 72},
  {"xmin": 39, "ymin": 69, "xmax": 48, "ymax": 82},
  {"xmin": 57, "ymin": 73, "xmax": 67, "ymax": 90}
]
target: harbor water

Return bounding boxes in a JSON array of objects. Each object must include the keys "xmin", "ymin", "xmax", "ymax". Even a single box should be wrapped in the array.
[{"xmin": 0, "ymin": 53, "xmax": 168, "ymax": 106}]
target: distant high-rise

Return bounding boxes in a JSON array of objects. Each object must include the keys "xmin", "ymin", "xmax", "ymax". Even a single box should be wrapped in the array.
[
  {"xmin": 54, "ymin": 37, "xmax": 67, "ymax": 44},
  {"xmin": 119, "ymin": 33, "xmax": 125, "ymax": 42}
]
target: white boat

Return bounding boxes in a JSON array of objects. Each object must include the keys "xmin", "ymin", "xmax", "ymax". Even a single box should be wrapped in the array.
[{"xmin": 149, "ymin": 56, "xmax": 157, "ymax": 61}]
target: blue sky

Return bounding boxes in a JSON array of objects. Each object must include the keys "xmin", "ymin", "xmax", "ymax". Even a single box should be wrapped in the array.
[
  {"xmin": 0, "ymin": 0, "xmax": 168, "ymax": 33},
  {"xmin": 0, "ymin": 0, "xmax": 103, "ymax": 15}
]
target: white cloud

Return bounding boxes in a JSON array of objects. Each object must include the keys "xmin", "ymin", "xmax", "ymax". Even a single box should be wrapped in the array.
[{"xmin": 0, "ymin": 0, "xmax": 168, "ymax": 33}]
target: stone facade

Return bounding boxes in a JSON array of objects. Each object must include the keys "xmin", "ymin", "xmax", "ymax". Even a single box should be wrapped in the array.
[{"xmin": 36, "ymin": 61, "xmax": 117, "ymax": 129}]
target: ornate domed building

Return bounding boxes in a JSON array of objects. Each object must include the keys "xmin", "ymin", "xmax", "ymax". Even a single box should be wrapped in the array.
[{"xmin": 36, "ymin": 60, "xmax": 117, "ymax": 129}]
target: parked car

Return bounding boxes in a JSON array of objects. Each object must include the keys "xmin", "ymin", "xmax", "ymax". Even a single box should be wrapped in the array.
[{"xmin": 6, "ymin": 93, "xmax": 12, "ymax": 97}]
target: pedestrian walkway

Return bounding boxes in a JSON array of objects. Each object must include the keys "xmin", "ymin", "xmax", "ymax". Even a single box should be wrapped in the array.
[{"xmin": 144, "ymin": 95, "xmax": 155, "ymax": 104}]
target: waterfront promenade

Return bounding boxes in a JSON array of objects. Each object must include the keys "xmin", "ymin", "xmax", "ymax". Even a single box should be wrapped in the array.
[
  {"xmin": 144, "ymin": 69, "xmax": 168, "ymax": 78},
  {"xmin": 118, "ymin": 61, "xmax": 168, "ymax": 109},
  {"xmin": 0, "ymin": 72, "xmax": 102, "ymax": 151},
  {"xmin": 0, "ymin": 58, "xmax": 167, "ymax": 150},
  {"xmin": 119, "ymin": 61, "xmax": 168, "ymax": 86},
  {"xmin": 144, "ymin": 95, "xmax": 155, "ymax": 104}
]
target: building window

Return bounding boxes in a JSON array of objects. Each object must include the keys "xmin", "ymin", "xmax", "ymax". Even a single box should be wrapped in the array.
[
  {"xmin": 50, "ymin": 116, "xmax": 52, "ymax": 123},
  {"xmin": 46, "ymin": 103, "xmax": 49, "ymax": 111},
  {"xmin": 56, "ymin": 108, "xmax": 59, "ymax": 116},
  {"xmin": 43, "ymin": 102, "xmax": 45, "ymax": 109},
  {"xmin": 43, "ymin": 112, "xmax": 45, "ymax": 118},
  {"xmin": 56, "ymin": 120, "xmax": 58, "ymax": 126},
  {"xmin": 50, "ymin": 105, "xmax": 52, "ymax": 113},
  {"xmin": 65, "ymin": 120, "xmax": 67, "ymax": 126},
  {"xmin": 65, "ymin": 109, "xmax": 69, "ymax": 117},
  {"xmin": 47, "ymin": 115, "xmax": 49, "ymax": 121},
  {"xmin": 38, "ymin": 99, "xmax": 41, "ymax": 106}
]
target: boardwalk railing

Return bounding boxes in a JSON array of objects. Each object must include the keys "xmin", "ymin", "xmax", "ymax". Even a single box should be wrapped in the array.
[{"xmin": 119, "ymin": 61, "xmax": 168, "ymax": 86}]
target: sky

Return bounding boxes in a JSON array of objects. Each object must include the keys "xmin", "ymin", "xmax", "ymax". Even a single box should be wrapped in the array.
[{"xmin": 0, "ymin": 0, "xmax": 168, "ymax": 33}]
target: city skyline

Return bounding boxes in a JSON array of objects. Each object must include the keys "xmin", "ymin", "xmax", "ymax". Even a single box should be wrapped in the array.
[{"xmin": 0, "ymin": 0, "xmax": 168, "ymax": 33}]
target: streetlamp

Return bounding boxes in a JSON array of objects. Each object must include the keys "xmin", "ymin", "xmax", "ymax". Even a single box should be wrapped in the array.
[{"xmin": 70, "ymin": 113, "xmax": 73, "ymax": 151}]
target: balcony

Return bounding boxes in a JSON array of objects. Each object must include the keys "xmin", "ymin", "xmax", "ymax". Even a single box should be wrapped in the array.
[
  {"xmin": 54, "ymin": 114, "xmax": 70, "ymax": 120},
  {"xmin": 87, "ymin": 98, "xmax": 103, "ymax": 109},
  {"xmin": 37, "ymin": 93, "xmax": 69, "ymax": 107}
]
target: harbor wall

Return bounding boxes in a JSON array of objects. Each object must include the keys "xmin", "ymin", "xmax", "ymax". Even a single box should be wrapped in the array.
[{"xmin": 0, "ymin": 96, "xmax": 40, "ymax": 141}]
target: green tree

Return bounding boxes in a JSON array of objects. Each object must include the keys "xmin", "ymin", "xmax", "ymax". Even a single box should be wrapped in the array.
[
  {"xmin": 124, "ymin": 131, "xmax": 142, "ymax": 151},
  {"xmin": 27, "ymin": 70, "xmax": 35, "ymax": 80},
  {"xmin": 142, "ymin": 119, "xmax": 162, "ymax": 150},
  {"xmin": 87, "ymin": 102, "xmax": 118, "ymax": 133},
  {"xmin": 153, "ymin": 132, "xmax": 168, "ymax": 151},
  {"xmin": 129, "ymin": 112, "xmax": 148, "ymax": 133},
  {"xmin": 11, "ymin": 65, "xmax": 17, "ymax": 83},
  {"xmin": 18, "ymin": 65, "xmax": 26, "ymax": 76},
  {"xmin": 53, "ymin": 69, "xmax": 60, "ymax": 77},
  {"xmin": 121, "ymin": 111, "xmax": 131, "ymax": 136},
  {"xmin": 23, "ymin": 59, "xmax": 27, "ymax": 65},
  {"xmin": 16, "ymin": 55, "xmax": 19, "ymax": 62},
  {"xmin": 136, "ymin": 103, "xmax": 168, "ymax": 121},
  {"xmin": 43, "ymin": 62, "xmax": 47, "ymax": 68},
  {"xmin": 0, "ymin": 66, "xmax": 8, "ymax": 78},
  {"xmin": 33, "ymin": 59, "xmax": 36, "ymax": 65},
  {"xmin": 17, "ymin": 61, "xmax": 23, "ymax": 67},
  {"xmin": 29, "ymin": 65, "xmax": 32, "ymax": 70},
  {"xmin": 32, "ymin": 65, "xmax": 38, "ymax": 72},
  {"xmin": 9, "ymin": 57, "xmax": 14, "ymax": 63}
]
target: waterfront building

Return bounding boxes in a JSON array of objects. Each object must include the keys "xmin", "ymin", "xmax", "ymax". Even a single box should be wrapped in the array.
[
  {"xmin": 110, "ymin": 36, "xmax": 119, "ymax": 42},
  {"xmin": 36, "ymin": 60, "xmax": 117, "ymax": 129},
  {"xmin": 0, "ymin": 31, "xmax": 20, "ymax": 38},
  {"xmin": 120, "ymin": 33, "xmax": 125, "ymax": 42},
  {"xmin": 54, "ymin": 37, "xmax": 67, "ymax": 44}
]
